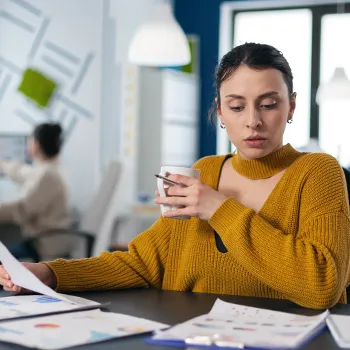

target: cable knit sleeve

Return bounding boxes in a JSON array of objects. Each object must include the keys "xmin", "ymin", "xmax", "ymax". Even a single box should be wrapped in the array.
[
  {"xmin": 208, "ymin": 154, "xmax": 350, "ymax": 309},
  {"xmin": 44, "ymin": 216, "xmax": 172, "ymax": 292}
]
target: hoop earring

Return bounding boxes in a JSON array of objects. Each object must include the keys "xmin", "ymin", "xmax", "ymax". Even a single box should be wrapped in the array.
[
  {"xmin": 287, "ymin": 119, "xmax": 293, "ymax": 124},
  {"xmin": 220, "ymin": 122, "xmax": 226, "ymax": 129}
]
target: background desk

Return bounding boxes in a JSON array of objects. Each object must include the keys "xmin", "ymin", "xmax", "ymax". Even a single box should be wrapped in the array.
[{"xmin": 0, "ymin": 288, "xmax": 348, "ymax": 349}]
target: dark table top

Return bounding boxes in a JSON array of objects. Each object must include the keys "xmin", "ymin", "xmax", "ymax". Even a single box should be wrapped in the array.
[{"xmin": 0, "ymin": 288, "xmax": 349, "ymax": 349}]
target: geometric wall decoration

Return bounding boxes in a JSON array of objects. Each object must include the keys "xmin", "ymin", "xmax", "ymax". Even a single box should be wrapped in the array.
[
  {"xmin": 0, "ymin": 0, "xmax": 95, "ymax": 139},
  {"xmin": 18, "ymin": 68, "xmax": 57, "ymax": 108}
]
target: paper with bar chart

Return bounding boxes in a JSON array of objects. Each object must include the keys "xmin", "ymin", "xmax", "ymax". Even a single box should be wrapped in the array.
[{"xmin": 0, "ymin": 294, "xmax": 100, "ymax": 321}]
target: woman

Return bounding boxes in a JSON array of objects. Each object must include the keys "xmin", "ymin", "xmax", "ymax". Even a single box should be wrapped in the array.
[
  {"xmin": 0, "ymin": 123, "xmax": 70, "ymax": 258},
  {"xmin": 1, "ymin": 43, "xmax": 349, "ymax": 309}
]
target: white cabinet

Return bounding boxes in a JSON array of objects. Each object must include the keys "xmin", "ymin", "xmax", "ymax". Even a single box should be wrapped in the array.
[{"xmin": 137, "ymin": 68, "xmax": 199, "ymax": 198}]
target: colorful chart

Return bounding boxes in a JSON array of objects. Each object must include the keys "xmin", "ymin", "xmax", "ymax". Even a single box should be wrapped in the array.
[
  {"xmin": 88, "ymin": 331, "xmax": 114, "ymax": 342},
  {"xmin": 33, "ymin": 297, "xmax": 61, "ymax": 304},
  {"xmin": 117, "ymin": 326, "xmax": 146, "ymax": 333},
  {"xmin": 192, "ymin": 323, "xmax": 223, "ymax": 330},
  {"xmin": 0, "ymin": 327, "xmax": 23, "ymax": 335},
  {"xmin": 34, "ymin": 324, "xmax": 60, "ymax": 329},
  {"xmin": 0, "ymin": 300, "xmax": 18, "ymax": 306}
]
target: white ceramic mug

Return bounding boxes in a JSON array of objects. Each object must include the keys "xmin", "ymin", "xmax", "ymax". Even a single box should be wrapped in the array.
[{"xmin": 157, "ymin": 166, "xmax": 200, "ymax": 220}]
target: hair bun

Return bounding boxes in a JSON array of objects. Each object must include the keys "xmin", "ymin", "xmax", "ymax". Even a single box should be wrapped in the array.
[{"xmin": 51, "ymin": 123, "xmax": 62, "ymax": 135}]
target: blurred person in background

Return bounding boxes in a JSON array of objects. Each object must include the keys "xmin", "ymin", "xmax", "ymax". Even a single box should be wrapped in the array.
[{"xmin": 0, "ymin": 123, "xmax": 70, "ymax": 259}]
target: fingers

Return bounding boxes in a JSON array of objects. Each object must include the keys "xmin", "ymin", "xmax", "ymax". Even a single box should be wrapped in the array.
[
  {"xmin": 155, "ymin": 188, "xmax": 171, "ymax": 196},
  {"xmin": 0, "ymin": 265, "xmax": 9, "ymax": 279},
  {"xmin": 1, "ymin": 277, "xmax": 21, "ymax": 293},
  {"xmin": 163, "ymin": 208, "xmax": 195, "ymax": 218},
  {"xmin": 155, "ymin": 184, "xmax": 191, "ymax": 197},
  {"xmin": 155, "ymin": 187, "xmax": 179, "ymax": 197},
  {"xmin": 155, "ymin": 195, "xmax": 189, "ymax": 206},
  {"xmin": 155, "ymin": 188, "xmax": 169, "ymax": 197},
  {"xmin": 3, "ymin": 285, "xmax": 21, "ymax": 294},
  {"xmin": 168, "ymin": 174, "xmax": 200, "ymax": 187},
  {"xmin": 0, "ymin": 265, "xmax": 20, "ymax": 293},
  {"xmin": 0, "ymin": 265, "xmax": 10, "ymax": 287},
  {"xmin": 166, "ymin": 185, "xmax": 189, "ymax": 197},
  {"xmin": 155, "ymin": 173, "xmax": 200, "ymax": 197}
]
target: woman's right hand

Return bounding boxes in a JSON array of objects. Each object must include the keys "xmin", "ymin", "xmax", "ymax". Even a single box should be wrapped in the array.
[{"xmin": 0, "ymin": 263, "xmax": 57, "ymax": 294}]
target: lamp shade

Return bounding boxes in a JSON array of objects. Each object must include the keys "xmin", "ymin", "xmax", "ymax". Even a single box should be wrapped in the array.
[
  {"xmin": 316, "ymin": 67, "xmax": 350, "ymax": 104},
  {"xmin": 128, "ymin": 2, "xmax": 191, "ymax": 67}
]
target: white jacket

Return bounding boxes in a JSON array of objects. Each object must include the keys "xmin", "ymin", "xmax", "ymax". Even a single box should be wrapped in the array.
[{"xmin": 0, "ymin": 159, "xmax": 72, "ymax": 258}]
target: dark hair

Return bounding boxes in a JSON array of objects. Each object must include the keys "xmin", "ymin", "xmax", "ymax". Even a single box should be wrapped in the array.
[
  {"xmin": 210, "ymin": 42, "xmax": 294, "ymax": 124},
  {"xmin": 33, "ymin": 122, "xmax": 63, "ymax": 158}
]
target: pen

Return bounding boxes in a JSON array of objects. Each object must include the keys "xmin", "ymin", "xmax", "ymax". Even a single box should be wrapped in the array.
[{"xmin": 154, "ymin": 174, "xmax": 182, "ymax": 186}]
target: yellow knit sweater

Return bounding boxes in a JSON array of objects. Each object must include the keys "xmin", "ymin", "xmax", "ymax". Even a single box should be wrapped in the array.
[{"xmin": 46, "ymin": 145, "xmax": 350, "ymax": 309}]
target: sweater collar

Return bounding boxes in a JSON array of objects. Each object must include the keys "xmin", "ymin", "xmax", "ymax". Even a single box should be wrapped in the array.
[{"xmin": 231, "ymin": 144, "xmax": 301, "ymax": 179}]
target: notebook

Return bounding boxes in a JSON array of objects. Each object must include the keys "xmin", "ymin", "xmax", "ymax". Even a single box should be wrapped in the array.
[{"xmin": 146, "ymin": 299, "xmax": 329, "ymax": 349}]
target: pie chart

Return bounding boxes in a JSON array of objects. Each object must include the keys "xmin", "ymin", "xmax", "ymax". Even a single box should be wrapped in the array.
[
  {"xmin": 117, "ymin": 326, "xmax": 145, "ymax": 332},
  {"xmin": 34, "ymin": 324, "xmax": 60, "ymax": 329}
]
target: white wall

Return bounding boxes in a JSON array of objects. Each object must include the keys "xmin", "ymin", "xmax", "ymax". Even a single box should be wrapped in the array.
[
  {"xmin": 0, "ymin": 0, "xmax": 103, "ymax": 210},
  {"xmin": 0, "ymin": 0, "xmax": 154, "ymax": 214}
]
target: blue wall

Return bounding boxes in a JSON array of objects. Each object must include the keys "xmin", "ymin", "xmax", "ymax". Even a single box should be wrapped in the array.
[{"xmin": 174, "ymin": 0, "xmax": 226, "ymax": 158}]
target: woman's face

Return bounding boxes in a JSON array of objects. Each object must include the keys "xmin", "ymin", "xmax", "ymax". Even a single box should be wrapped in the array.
[{"xmin": 218, "ymin": 65, "xmax": 296, "ymax": 160}]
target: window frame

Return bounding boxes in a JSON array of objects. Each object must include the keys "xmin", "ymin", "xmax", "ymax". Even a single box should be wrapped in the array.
[{"xmin": 217, "ymin": 0, "xmax": 350, "ymax": 155}]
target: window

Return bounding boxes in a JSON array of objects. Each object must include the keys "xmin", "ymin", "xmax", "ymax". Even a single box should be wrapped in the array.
[
  {"xmin": 233, "ymin": 9, "xmax": 312, "ymax": 150},
  {"xmin": 219, "ymin": 1, "xmax": 350, "ymax": 166},
  {"xmin": 319, "ymin": 13, "xmax": 350, "ymax": 166}
]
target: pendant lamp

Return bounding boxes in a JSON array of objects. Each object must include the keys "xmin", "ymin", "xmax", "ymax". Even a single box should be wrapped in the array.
[
  {"xmin": 316, "ymin": 0, "xmax": 350, "ymax": 104},
  {"xmin": 128, "ymin": 1, "xmax": 190, "ymax": 67}
]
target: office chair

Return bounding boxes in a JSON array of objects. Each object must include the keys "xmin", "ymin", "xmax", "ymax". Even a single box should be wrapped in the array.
[{"xmin": 0, "ymin": 160, "xmax": 122, "ymax": 262}]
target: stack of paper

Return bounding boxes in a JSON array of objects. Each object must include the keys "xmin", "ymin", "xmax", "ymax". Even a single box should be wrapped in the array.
[
  {"xmin": 0, "ymin": 309, "xmax": 168, "ymax": 350},
  {"xmin": 0, "ymin": 242, "xmax": 169, "ymax": 349},
  {"xmin": 0, "ymin": 294, "xmax": 101, "ymax": 321},
  {"xmin": 0, "ymin": 240, "xmax": 106, "ymax": 319},
  {"xmin": 147, "ymin": 299, "xmax": 329, "ymax": 349},
  {"xmin": 327, "ymin": 315, "xmax": 350, "ymax": 348},
  {"xmin": 0, "ymin": 241, "xmax": 76, "ymax": 304}
]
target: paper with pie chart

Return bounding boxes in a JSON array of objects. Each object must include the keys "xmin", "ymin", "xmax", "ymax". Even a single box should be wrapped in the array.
[
  {"xmin": 0, "ymin": 294, "xmax": 101, "ymax": 321},
  {"xmin": 0, "ymin": 309, "xmax": 168, "ymax": 350}
]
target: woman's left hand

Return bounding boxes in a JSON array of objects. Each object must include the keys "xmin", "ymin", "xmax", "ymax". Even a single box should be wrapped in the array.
[{"xmin": 154, "ymin": 174, "xmax": 227, "ymax": 221}]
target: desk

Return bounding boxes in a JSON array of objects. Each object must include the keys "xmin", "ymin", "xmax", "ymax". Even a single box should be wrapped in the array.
[{"xmin": 0, "ymin": 288, "xmax": 348, "ymax": 349}]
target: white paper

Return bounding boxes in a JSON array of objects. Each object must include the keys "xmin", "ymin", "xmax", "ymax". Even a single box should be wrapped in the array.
[
  {"xmin": 154, "ymin": 299, "xmax": 328, "ymax": 349},
  {"xmin": 0, "ymin": 241, "xmax": 73, "ymax": 303},
  {"xmin": 327, "ymin": 315, "xmax": 350, "ymax": 348},
  {"xmin": 0, "ymin": 309, "xmax": 169, "ymax": 350},
  {"xmin": 210, "ymin": 299, "xmax": 312, "ymax": 320},
  {"xmin": 0, "ymin": 294, "xmax": 99, "ymax": 321}
]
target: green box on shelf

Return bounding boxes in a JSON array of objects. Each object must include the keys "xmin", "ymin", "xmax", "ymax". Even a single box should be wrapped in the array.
[
  {"xmin": 181, "ymin": 35, "xmax": 199, "ymax": 75},
  {"xmin": 18, "ymin": 68, "xmax": 57, "ymax": 108}
]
